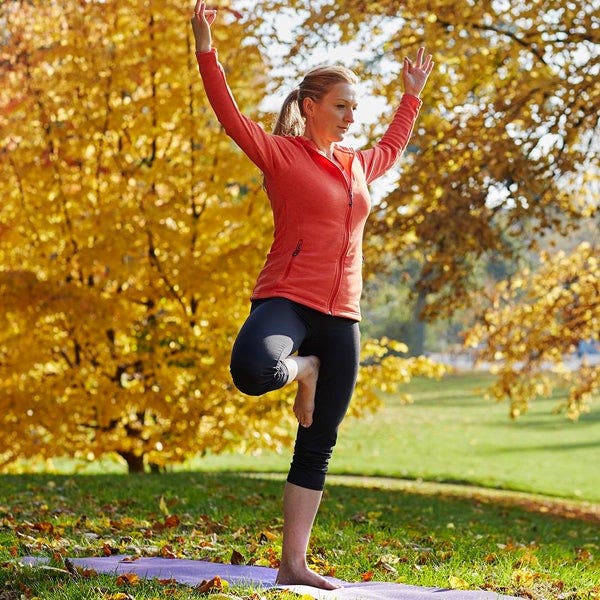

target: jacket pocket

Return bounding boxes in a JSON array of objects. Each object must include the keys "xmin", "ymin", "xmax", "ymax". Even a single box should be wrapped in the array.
[{"xmin": 281, "ymin": 239, "xmax": 303, "ymax": 280}]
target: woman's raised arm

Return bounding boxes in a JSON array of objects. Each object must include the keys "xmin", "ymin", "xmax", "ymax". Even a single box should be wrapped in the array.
[{"xmin": 190, "ymin": 2, "xmax": 290, "ymax": 176}]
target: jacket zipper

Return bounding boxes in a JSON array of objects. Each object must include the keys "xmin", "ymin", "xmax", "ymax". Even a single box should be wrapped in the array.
[
  {"xmin": 300, "ymin": 140, "xmax": 356, "ymax": 315},
  {"xmin": 328, "ymin": 161, "xmax": 354, "ymax": 314}
]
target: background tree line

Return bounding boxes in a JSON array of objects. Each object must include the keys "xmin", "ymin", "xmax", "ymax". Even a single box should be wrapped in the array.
[
  {"xmin": 0, "ymin": 0, "xmax": 443, "ymax": 473},
  {"xmin": 0, "ymin": 0, "xmax": 597, "ymax": 472}
]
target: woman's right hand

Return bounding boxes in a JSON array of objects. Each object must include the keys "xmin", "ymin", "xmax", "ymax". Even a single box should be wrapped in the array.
[{"xmin": 190, "ymin": 0, "xmax": 217, "ymax": 53}]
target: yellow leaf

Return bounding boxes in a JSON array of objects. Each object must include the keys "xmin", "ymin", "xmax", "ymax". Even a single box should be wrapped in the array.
[
  {"xmin": 158, "ymin": 495, "xmax": 169, "ymax": 516},
  {"xmin": 448, "ymin": 575, "xmax": 469, "ymax": 589},
  {"xmin": 511, "ymin": 569, "xmax": 536, "ymax": 587}
]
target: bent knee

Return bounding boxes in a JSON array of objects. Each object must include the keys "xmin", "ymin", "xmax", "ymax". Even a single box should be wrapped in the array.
[{"xmin": 230, "ymin": 353, "xmax": 288, "ymax": 396}]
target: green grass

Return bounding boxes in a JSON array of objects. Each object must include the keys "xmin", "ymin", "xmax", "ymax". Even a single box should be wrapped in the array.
[
  {"xmin": 189, "ymin": 372, "xmax": 600, "ymax": 503},
  {"xmin": 25, "ymin": 373, "xmax": 599, "ymax": 503},
  {"xmin": 1, "ymin": 472, "xmax": 599, "ymax": 599},
  {"xmin": 2, "ymin": 372, "xmax": 599, "ymax": 598}
]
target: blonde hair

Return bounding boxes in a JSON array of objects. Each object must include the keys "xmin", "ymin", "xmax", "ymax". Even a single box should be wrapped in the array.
[{"xmin": 273, "ymin": 65, "xmax": 358, "ymax": 137}]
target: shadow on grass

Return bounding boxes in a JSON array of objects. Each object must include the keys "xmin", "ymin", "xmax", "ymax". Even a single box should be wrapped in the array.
[
  {"xmin": 1, "ymin": 470, "xmax": 598, "ymax": 560},
  {"xmin": 2, "ymin": 471, "xmax": 600, "ymax": 596},
  {"xmin": 487, "ymin": 439, "xmax": 600, "ymax": 453}
]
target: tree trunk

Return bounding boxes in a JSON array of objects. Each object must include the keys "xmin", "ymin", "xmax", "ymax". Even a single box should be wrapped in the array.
[
  {"xmin": 411, "ymin": 288, "xmax": 427, "ymax": 356},
  {"xmin": 119, "ymin": 451, "xmax": 145, "ymax": 473}
]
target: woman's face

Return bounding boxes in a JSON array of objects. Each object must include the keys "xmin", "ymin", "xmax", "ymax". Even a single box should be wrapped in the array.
[{"xmin": 304, "ymin": 82, "xmax": 358, "ymax": 143}]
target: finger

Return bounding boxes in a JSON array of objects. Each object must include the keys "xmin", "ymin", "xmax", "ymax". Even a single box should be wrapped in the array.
[
  {"xmin": 193, "ymin": 0, "xmax": 202, "ymax": 15},
  {"xmin": 423, "ymin": 54, "xmax": 433, "ymax": 72},
  {"xmin": 205, "ymin": 8, "xmax": 216, "ymax": 24},
  {"xmin": 416, "ymin": 46, "xmax": 424, "ymax": 67}
]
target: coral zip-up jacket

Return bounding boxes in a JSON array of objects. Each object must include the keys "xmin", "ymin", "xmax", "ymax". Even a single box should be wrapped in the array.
[{"xmin": 197, "ymin": 49, "xmax": 422, "ymax": 321}]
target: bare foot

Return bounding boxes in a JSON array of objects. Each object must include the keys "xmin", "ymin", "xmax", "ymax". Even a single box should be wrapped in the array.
[
  {"xmin": 276, "ymin": 563, "xmax": 340, "ymax": 590},
  {"xmin": 293, "ymin": 355, "xmax": 320, "ymax": 428}
]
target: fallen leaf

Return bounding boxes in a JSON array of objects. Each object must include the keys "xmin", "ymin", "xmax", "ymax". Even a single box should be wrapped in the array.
[
  {"xmin": 120, "ymin": 556, "xmax": 140, "ymax": 563},
  {"xmin": 80, "ymin": 568, "xmax": 98, "ymax": 578},
  {"xmin": 196, "ymin": 576, "xmax": 227, "ymax": 593},
  {"xmin": 575, "ymin": 547, "xmax": 593, "ymax": 561},
  {"xmin": 160, "ymin": 545, "xmax": 177, "ymax": 559},
  {"xmin": 116, "ymin": 572, "xmax": 140, "ymax": 586},
  {"xmin": 374, "ymin": 559, "xmax": 397, "ymax": 574},
  {"xmin": 32, "ymin": 522, "xmax": 54, "ymax": 534},
  {"xmin": 448, "ymin": 575, "xmax": 469, "ymax": 589},
  {"xmin": 350, "ymin": 512, "xmax": 367, "ymax": 523},
  {"xmin": 266, "ymin": 546, "xmax": 280, "ymax": 568},
  {"xmin": 514, "ymin": 550, "xmax": 539, "ymax": 568},
  {"xmin": 511, "ymin": 569, "xmax": 536, "ymax": 587},
  {"xmin": 103, "ymin": 542, "xmax": 115, "ymax": 556},
  {"xmin": 361, "ymin": 571, "xmax": 374, "ymax": 582},
  {"xmin": 110, "ymin": 518, "xmax": 135, "ymax": 530},
  {"xmin": 159, "ymin": 496, "xmax": 169, "ymax": 516},
  {"xmin": 164, "ymin": 515, "xmax": 180, "ymax": 528},
  {"xmin": 230, "ymin": 549, "xmax": 244, "ymax": 565},
  {"xmin": 259, "ymin": 530, "xmax": 277, "ymax": 542}
]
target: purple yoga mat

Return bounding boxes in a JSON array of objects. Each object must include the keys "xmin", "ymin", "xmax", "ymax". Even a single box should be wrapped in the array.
[{"xmin": 21, "ymin": 555, "xmax": 523, "ymax": 599}]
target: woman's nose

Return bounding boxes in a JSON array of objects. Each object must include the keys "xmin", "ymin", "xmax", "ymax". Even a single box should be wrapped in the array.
[{"xmin": 344, "ymin": 109, "xmax": 354, "ymax": 123}]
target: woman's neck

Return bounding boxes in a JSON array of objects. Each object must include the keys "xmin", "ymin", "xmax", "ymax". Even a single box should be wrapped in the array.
[{"xmin": 304, "ymin": 135, "xmax": 334, "ymax": 159}]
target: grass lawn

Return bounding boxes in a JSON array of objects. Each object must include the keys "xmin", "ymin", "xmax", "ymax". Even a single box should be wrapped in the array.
[
  {"xmin": 1, "ymin": 471, "xmax": 599, "ymax": 599},
  {"xmin": 1, "ymin": 373, "xmax": 600, "ymax": 598},
  {"xmin": 188, "ymin": 372, "xmax": 600, "ymax": 503}
]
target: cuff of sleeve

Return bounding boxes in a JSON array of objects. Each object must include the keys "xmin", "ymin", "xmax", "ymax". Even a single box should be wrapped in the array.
[
  {"xmin": 402, "ymin": 93, "xmax": 423, "ymax": 109},
  {"xmin": 195, "ymin": 47, "xmax": 217, "ymax": 65}
]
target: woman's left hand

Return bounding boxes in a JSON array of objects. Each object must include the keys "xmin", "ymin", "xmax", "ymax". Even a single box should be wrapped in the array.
[{"xmin": 402, "ymin": 47, "xmax": 434, "ymax": 98}]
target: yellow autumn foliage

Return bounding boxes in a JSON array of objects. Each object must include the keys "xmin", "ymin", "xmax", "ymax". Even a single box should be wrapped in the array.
[
  {"xmin": 270, "ymin": 0, "xmax": 598, "ymax": 318},
  {"xmin": 0, "ymin": 0, "xmax": 445, "ymax": 472},
  {"xmin": 267, "ymin": 0, "xmax": 598, "ymax": 417},
  {"xmin": 465, "ymin": 243, "xmax": 599, "ymax": 419}
]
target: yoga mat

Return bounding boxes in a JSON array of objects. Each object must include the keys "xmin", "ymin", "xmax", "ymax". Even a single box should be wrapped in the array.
[{"xmin": 20, "ymin": 555, "xmax": 523, "ymax": 599}]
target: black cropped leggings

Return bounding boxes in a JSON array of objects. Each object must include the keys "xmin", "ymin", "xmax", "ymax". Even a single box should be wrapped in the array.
[{"xmin": 230, "ymin": 297, "xmax": 360, "ymax": 491}]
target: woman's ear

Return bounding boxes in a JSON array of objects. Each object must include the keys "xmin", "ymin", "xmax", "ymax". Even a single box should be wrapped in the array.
[{"xmin": 302, "ymin": 97, "xmax": 315, "ymax": 118}]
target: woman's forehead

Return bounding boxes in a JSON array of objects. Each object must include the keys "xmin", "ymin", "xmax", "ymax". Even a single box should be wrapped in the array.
[{"xmin": 325, "ymin": 82, "xmax": 357, "ymax": 102}]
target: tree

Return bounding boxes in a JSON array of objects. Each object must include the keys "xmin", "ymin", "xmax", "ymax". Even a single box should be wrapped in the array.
[
  {"xmin": 0, "ymin": 0, "xmax": 278, "ymax": 472},
  {"xmin": 264, "ymin": 0, "xmax": 597, "ymax": 310},
  {"xmin": 464, "ymin": 241, "xmax": 599, "ymax": 420},
  {"xmin": 260, "ymin": 0, "xmax": 598, "ymax": 411},
  {"xmin": 0, "ymin": 0, "xmax": 445, "ymax": 472}
]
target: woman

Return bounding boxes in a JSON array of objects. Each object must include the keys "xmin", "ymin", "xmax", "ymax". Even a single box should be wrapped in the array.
[{"xmin": 190, "ymin": 1, "xmax": 433, "ymax": 589}]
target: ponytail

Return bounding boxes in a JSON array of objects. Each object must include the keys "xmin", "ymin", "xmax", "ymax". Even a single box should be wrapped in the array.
[{"xmin": 273, "ymin": 88, "xmax": 304, "ymax": 137}]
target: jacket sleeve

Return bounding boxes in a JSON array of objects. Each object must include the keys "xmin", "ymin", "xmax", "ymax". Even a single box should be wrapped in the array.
[
  {"xmin": 357, "ymin": 93, "xmax": 422, "ymax": 184},
  {"xmin": 196, "ymin": 48, "xmax": 285, "ymax": 176}
]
